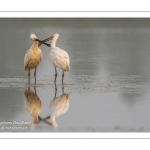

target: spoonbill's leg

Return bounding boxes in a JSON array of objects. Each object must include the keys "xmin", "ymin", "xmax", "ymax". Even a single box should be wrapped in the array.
[
  {"xmin": 34, "ymin": 67, "xmax": 37, "ymax": 85},
  {"xmin": 54, "ymin": 83, "xmax": 57, "ymax": 98},
  {"xmin": 28, "ymin": 81, "xmax": 30, "ymax": 91},
  {"xmin": 62, "ymin": 71, "xmax": 64, "ymax": 84},
  {"xmin": 34, "ymin": 85, "xmax": 37, "ymax": 96},
  {"xmin": 54, "ymin": 67, "xmax": 57, "ymax": 83},
  {"xmin": 34, "ymin": 67, "xmax": 37, "ymax": 78},
  {"xmin": 28, "ymin": 71, "xmax": 30, "ymax": 84},
  {"xmin": 62, "ymin": 84, "xmax": 64, "ymax": 94},
  {"xmin": 34, "ymin": 76, "xmax": 36, "ymax": 85}
]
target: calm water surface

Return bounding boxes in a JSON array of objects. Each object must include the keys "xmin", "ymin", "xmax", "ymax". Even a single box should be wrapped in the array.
[{"xmin": 1, "ymin": 18, "xmax": 150, "ymax": 132}]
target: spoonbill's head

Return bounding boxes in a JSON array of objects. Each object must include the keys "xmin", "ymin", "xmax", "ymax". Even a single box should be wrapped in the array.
[
  {"xmin": 45, "ymin": 34, "xmax": 54, "ymax": 41},
  {"xmin": 30, "ymin": 33, "xmax": 51, "ymax": 47},
  {"xmin": 53, "ymin": 33, "xmax": 59, "ymax": 41},
  {"xmin": 33, "ymin": 34, "xmax": 55, "ymax": 48},
  {"xmin": 53, "ymin": 33, "xmax": 59, "ymax": 37},
  {"xmin": 42, "ymin": 33, "xmax": 59, "ymax": 48},
  {"xmin": 44, "ymin": 33, "xmax": 59, "ymax": 42},
  {"xmin": 30, "ymin": 34, "xmax": 38, "ymax": 41}
]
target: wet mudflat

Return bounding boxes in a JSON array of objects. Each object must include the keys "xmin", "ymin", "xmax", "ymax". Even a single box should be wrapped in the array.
[
  {"xmin": 1, "ymin": 74, "xmax": 150, "ymax": 132},
  {"xmin": 1, "ymin": 18, "xmax": 150, "ymax": 132}
]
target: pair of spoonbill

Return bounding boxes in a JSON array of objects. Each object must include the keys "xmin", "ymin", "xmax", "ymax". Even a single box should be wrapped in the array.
[{"xmin": 24, "ymin": 33, "xmax": 70, "ymax": 83}]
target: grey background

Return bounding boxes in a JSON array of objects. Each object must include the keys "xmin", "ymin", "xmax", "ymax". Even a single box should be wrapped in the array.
[{"xmin": 0, "ymin": 18, "xmax": 150, "ymax": 132}]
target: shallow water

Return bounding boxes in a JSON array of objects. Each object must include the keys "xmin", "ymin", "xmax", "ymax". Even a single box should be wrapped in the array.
[{"xmin": 1, "ymin": 18, "xmax": 150, "ymax": 132}]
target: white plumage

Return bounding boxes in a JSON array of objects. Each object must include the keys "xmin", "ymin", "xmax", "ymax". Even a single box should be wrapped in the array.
[
  {"xmin": 47, "ymin": 33, "xmax": 70, "ymax": 83},
  {"xmin": 50, "ymin": 47, "xmax": 70, "ymax": 72}
]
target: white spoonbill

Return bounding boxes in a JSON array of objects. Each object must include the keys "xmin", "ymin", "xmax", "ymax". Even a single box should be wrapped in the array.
[
  {"xmin": 24, "ymin": 34, "xmax": 50, "ymax": 82},
  {"xmin": 44, "ymin": 33, "xmax": 70, "ymax": 84}
]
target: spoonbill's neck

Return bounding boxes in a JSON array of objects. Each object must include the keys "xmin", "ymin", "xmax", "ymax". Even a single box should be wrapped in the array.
[
  {"xmin": 31, "ymin": 41, "xmax": 39, "ymax": 52},
  {"xmin": 33, "ymin": 41, "xmax": 39, "ymax": 48},
  {"xmin": 51, "ymin": 37, "xmax": 58, "ymax": 48}
]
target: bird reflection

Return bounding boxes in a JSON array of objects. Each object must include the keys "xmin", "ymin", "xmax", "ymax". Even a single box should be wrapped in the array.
[
  {"xmin": 43, "ymin": 84, "xmax": 70, "ymax": 128},
  {"xmin": 50, "ymin": 87, "xmax": 70, "ymax": 127},
  {"xmin": 24, "ymin": 86, "xmax": 42, "ymax": 124},
  {"xmin": 24, "ymin": 81, "xmax": 70, "ymax": 128}
]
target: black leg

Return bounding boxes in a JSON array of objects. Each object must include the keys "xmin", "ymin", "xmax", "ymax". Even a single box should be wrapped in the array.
[
  {"xmin": 62, "ymin": 71, "xmax": 64, "ymax": 84},
  {"xmin": 54, "ymin": 83, "xmax": 57, "ymax": 98},
  {"xmin": 54, "ymin": 67, "xmax": 57, "ymax": 83},
  {"xmin": 34, "ymin": 67, "xmax": 37, "ymax": 85},
  {"xmin": 34, "ymin": 86, "xmax": 37, "ymax": 95},
  {"xmin": 28, "ymin": 83, "xmax": 30, "ymax": 91},
  {"xmin": 34, "ymin": 67, "xmax": 37, "ymax": 78},
  {"xmin": 34, "ymin": 75, "xmax": 36, "ymax": 86},
  {"xmin": 62, "ymin": 85, "xmax": 64, "ymax": 94},
  {"xmin": 28, "ymin": 71, "xmax": 30, "ymax": 83},
  {"xmin": 34, "ymin": 76, "xmax": 36, "ymax": 85},
  {"xmin": 62, "ymin": 83, "xmax": 64, "ymax": 91},
  {"xmin": 62, "ymin": 71, "xmax": 64, "ymax": 91},
  {"xmin": 28, "ymin": 71, "xmax": 30, "ymax": 78}
]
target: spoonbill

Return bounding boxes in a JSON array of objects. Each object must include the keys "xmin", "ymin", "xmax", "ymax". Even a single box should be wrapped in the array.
[
  {"xmin": 24, "ymin": 34, "xmax": 50, "ymax": 82},
  {"xmin": 44, "ymin": 33, "xmax": 70, "ymax": 84}
]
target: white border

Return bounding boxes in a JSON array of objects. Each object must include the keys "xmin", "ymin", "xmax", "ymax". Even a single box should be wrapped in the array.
[
  {"xmin": 1, "ymin": 0, "xmax": 150, "ymax": 12},
  {"xmin": 0, "ymin": 12, "xmax": 150, "ymax": 18},
  {"xmin": 0, "ymin": 133, "xmax": 150, "ymax": 139},
  {"xmin": 0, "ymin": 10, "xmax": 150, "ymax": 139}
]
